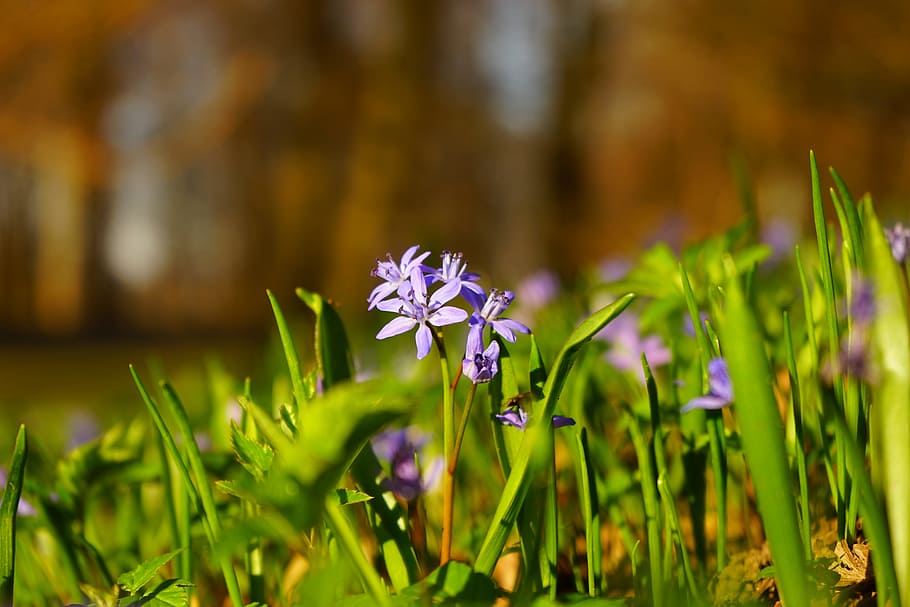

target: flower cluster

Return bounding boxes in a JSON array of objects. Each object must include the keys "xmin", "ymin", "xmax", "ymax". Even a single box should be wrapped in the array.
[{"xmin": 369, "ymin": 247, "xmax": 529, "ymax": 383}]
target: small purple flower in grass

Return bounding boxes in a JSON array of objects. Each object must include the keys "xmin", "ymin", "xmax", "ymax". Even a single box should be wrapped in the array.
[
  {"xmin": 463, "ymin": 339, "xmax": 500, "ymax": 384},
  {"xmin": 681, "ymin": 358, "xmax": 734, "ymax": 413},
  {"xmin": 368, "ymin": 245, "xmax": 432, "ymax": 310},
  {"xmin": 426, "ymin": 251, "xmax": 486, "ymax": 310},
  {"xmin": 495, "ymin": 404, "xmax": 575, "ymax": 430},
  {"xmin": 886, "ymin": 223, "xmax": 910, "ymax": 264},
  {"xmin": 372, "ymin": 427, "xmax": 443, "ymax": 501},
  {"xmin": 517, "ymin": 270, "xmax": 560, "ymax": 311},
  {"xmin": 376, "ymin": 267, "xmax": 468, "ymax": 359},
  {"xmin": 597, "ymin": 313, "xmax": 671, "ymax": 381}
]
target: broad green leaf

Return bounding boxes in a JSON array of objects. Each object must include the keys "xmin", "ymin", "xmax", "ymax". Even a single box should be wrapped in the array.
[
  {"xmin": 474, "ymin": 293, "xmax": 635, "ymax": 575},
  {"xmin": 864, "ymin": 202, "xmax": 910, "ymax": 607},
  {"xmin": 117, "ymin": 549, "xmax": 185, "ymax": 593},
  {"xmin": 721, "ymin": 258, "xmax": 809, "ymax": 607},
  {"xmin": 399, "ymin": 561, "xmax": 499, "ymax": 604},
  {"xmin": 122, "ymin": 578, "xmax": 193, "ymax": 607},
  {"xmin": 297, "ymin": 288, "xmax": 355, "ymax": 388},
  {"xmin": 0, "ymin": 425, "xmax": 27, "ymax": 604},
  {"xmin": 529, "ymin": 334, "xmax": 547, "ymax": 401},
  {"xmin": 335, "ymin": 488, "xmax": 373, "ymax": 506}
]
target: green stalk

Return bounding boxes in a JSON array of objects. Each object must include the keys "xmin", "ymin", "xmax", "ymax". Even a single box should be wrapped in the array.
[
  {"xmin": 680, "ymin": 265, "xmax": 727, "ymax": 569},
  {"xmin": 324, "ymin": 499, "xmax": 390, "ymax": 607},
  {"xmin": 267, "ymin": 290, "xmax": 307, "ymax": 417},
  {"xmin": 0, "ymin": 426, "xmax": 27, "ymax": 606},
  {"xmin": 575, "ymin": 428, "xmax": 601, "ymax": 596},
  {"xmin": 627, "ymin": 411, "xmax": 663, "ymax": 607},
  {"xmin": 434, "ymin": 331, "xmax": 456, "ymax": 565},
  {"xmin": 450, "ymin": 383, "xmax": 478, "ymax": 476},
  {"xmin": 784, "ymin": 312, "xmax": 812, "ymax": 561},
  {"xmin": 243, "ymin": 380, "xmax": 266, "ymax": 604}
]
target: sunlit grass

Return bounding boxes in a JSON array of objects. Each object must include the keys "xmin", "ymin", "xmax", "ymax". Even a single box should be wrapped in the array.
[{"xmin": 1, "ymin": 152, "xmax": 909, "ymax": 606}]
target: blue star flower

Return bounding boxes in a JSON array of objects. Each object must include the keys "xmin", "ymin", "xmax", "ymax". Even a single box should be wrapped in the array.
[
  {"xmin": 368, "ymin": 245, "xmax": 432, "ymax": 310},
  {"xmin": 375, "ymin": 267, "xmax": 468, "ymax": 359}
]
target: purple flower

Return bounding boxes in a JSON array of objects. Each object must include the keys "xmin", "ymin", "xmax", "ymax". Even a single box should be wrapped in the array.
[
  {"xmin": 681, "ymin": 358, "xmax": 734, "ymax": 413},
  {"xmin": 368, "ymin": 245, "xmax": 432, "ymax": 310},
  {"xmin": 597, "ymin": 313, "xmax": 671, "ymax": 380},
  {"xmin": 375, "ymin": 267, "xmax": 469, "ymax": 359},
  {"xmin": 463, "ymin": 339, "xmax": 500, "ymax": 384},
  {"xmin": 371, "ymin": 427, "xmax": 443, "ymax": 501},
  {"xmin": 683, "ymin": 312, "xmax": 710, "ymax": 338},
  {"xmin": 494, "ymin": 404, "xmax": 575, "ymax": 430},
  {"xmin": 517, "ymin": 270, "xmax": 560, "ymax": 311},
  {"xmin": 761, "ymin": 217, "xmax": 798, "ymax": 263},
  {"xmin": 467, "ymin": 289, "xmax": 531, "ymax": 354},
  {"xmin": 885, "ymin": 223, "xmax": 910, "ymax": 264},
  {"xmin": 849, "ymin": 274, "xmax": 875, "ymax": 325},
  {"xmin": 425, "ymin": 251, "xmax": 486, "ymax": 310}
]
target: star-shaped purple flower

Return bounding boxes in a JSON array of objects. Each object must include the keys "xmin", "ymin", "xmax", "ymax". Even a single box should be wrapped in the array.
[
  {"xmin": 375, "ymin": 267, "xmax": 468, "ymax": 359},
  {"xmin": 371, "ymin": 427, "xmax": 443, "ymax": 501},
  {"xmin": 681, "ymin": 358, "xmax": 734, "ymax": 413},
  {"xmin": 466, "ymin": 288, "xmax": 531, "ymax": 355},
  {"xmin": 463, "ymin": 339, "xmax": 500, "ymax": 384},
  {"xmin": 368, "ymin": 245, "xmax": 432, "ymax": 310},
  {"xmin": 425, "ymin": 251, "xmax": 486, "ymax": 311}
]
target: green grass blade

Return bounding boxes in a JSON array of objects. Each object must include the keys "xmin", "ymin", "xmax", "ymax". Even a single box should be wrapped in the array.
[
  {"xmin": 324, "ymin": 498, "xmax": 390, "ymax": 607},
  {"xmin": 783, "ymin": 311, "xmax": 812, "ymax": 561},
  {"xmin": 863, "ymin": 203, "xmax": 910, "ymax": 607},
  {"xmin": 627, "ymin": 410, "xmax": 663, "ymax": 607},
  {"xmin": 267, "ymin": 289, "xmax": 308, "ymax": 414},
  {"xmin": 0, "ymin": 425, "xmax": 27, "ymax": 605},
  {"xmin": 473, "ymin": 294, "xmax": 634, "ymax": 575},
  {"xmin": 829, "ymin": 166, "xmax": 864, "ymax": 268},
  {"xmin": 721, "ymin": 259, "xmax": 809, "ymax": 606},
  {"xmin": 574, "ymin": 428, "xmax": 601, "ymax": 596}
]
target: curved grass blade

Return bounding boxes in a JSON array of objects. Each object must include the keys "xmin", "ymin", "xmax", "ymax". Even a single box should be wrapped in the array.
[
  {"xmin": 267, "ymin": 289, "xmax": 308, "ymax": 414},
  {"xmin": 574, "ymin": 428, "xmax": 601, "ymax": 596},
  {"xmin": 474, "ymin": 293, "xmax": 635, "ymax": 575},
  {"xmin": 0, "ymin": 425, "xmax": 27, "ymax": 605},
  {"xmin": 721, "ymin": 259, "xmax": 808, "ymax": 606}
]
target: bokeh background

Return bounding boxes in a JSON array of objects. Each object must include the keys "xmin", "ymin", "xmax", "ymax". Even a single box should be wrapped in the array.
[{"xmin": 1, "ymin": 0, "xmax": 910, "ymax": 432}]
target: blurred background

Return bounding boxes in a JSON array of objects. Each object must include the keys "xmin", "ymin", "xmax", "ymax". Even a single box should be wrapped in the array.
[{"xmin": 2, "ymin": 0, "xmax": 910, "ymax": 429}]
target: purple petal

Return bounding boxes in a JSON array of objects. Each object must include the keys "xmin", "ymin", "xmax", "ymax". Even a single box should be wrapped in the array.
[
  {"xmin": 376, "ymin": 298, "xmax": 406, "ymax": 313},
  {"xmin": 430, "ymin": 278, "xmax": 462, "ymax": 307},
  {"xmin": 495, "ymin": 318, "xmax": 531, "ymax": 335},
  {"xmin": 427, "ymin": 306, "xmax": 469, "ymax": 327},
  {"xmin": 376, "ymin": 317, "xmax": 417, "ymax": 340},
  {"xmin": 372, "ymin": 428, "xmax": 409, "ymax": 462},
  {"xmin": 707, "ymin": 358, "xmax": 734, "ymax": 402},
  {"xmin": 368, "ymin": 282, "xmax": 397, "ymax": 309},
  {"xmin": 551, "ymin": 415, "xmax": 576, "ymax": 429},
  {"xmin": 409, "ymin": 267, "xmax": 427, "ymax": 302},
  {"xmin": 483, "ymin": 340, "xmax": 500, "ymax": 360},
  {"xmin": 680, "ymin": 395, "xmax": 730, "ymax": 413},
  {"xmin": 460, "ymin": 282, "xmax": 486, "ymax": 310},
  {"xmin": 490, "ymin": 321, "xmax": 516, "ymax": 343},
  {"xmin": 465, "ymin": 326, "xmax": 484, "ymax": 357},
  {"xmin": 415, "ymin": 324, "xmax": 433, "ymax": 359},
  {"xmin": 495, "ymin": 408, "xmax": 528, "ymax": 430},
  {"xmin": 400, "ymin": 245, "xmax": 420, "ymax": 267}
]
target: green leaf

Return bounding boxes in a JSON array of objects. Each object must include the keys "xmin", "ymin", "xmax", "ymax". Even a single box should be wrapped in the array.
[
  {"xmin": 474, "ymin": 293, "xmax": 635, "ymax": 575},
  {"xmin": 117, "ymin": 549, "xmax": 185, "ymax": 593},
  {"xmin": 399, "ymin": 561, "xmax": 499, "ymax": 604},
  {"xmin": 0, "ymin": 425, "xmax": 27, "ymax": 604},
  {"xmin": 720, "ymin": 258, "xmax": 809, "ymax": 607},
  {"xmin": 529, "ymin": 334, "xmax": 547, "ymax": 401},
  {"xmin": 297, "ymin": 288, "xmax": 355, "ymax": 388},
  {"xmin": 268, "ymin": 289, "xmax": 308, "ymax": 411},
  {"xmin": 123, "ymin": 578, "xmax": 193, "ymax": 607},
  {"xmin": 864, "ymin": 201, "xmax": 910, "ymax": 607},
  {"xmin": 335, "ymin": 488, "xmax": 373, "ymax": 506},
  {"xmin": 231, "ymin": 422, "xmax": 274, "ymax": 482}
]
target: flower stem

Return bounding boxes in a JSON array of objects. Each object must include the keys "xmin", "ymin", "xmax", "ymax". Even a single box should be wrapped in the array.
[
  {"xmin": 433, "ymin": 330, "xmax": 456, "ymax": 565},
  {"xmin": 450, "ymin": 383, "xmax": 478, "ymax": 475}
]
